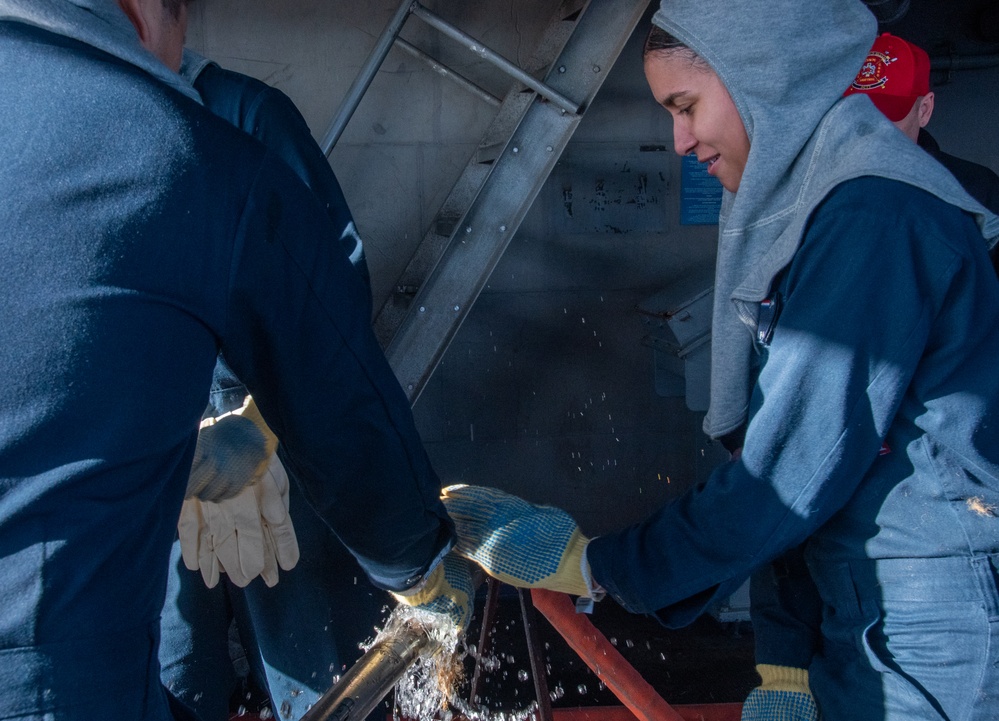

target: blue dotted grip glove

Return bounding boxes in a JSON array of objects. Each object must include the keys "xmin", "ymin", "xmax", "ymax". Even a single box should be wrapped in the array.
[
  {"xmin": 440, "ymin": 484, "xmax": 591, "ymax": 597},
  {"xmin": 391, "ymin": 552, "xmax": 474, "ymax": 631},
  {"xmin": 741, "ymin": 665, "xmax": 819, "ymax": 721}
]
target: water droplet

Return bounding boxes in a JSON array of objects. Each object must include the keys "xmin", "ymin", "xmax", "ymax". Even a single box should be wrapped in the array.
[{"xmin": 518, "ymin": 669, "xmax": 529, "ymax": 682}]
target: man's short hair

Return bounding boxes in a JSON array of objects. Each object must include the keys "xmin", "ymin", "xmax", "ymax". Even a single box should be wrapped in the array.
[
  {"xmin": 844, "ymin": 33, "xmax": 931, "ymax": 122},
  {"xmin": 162, "ymin": 0, "xmax": 188, "ymax": 21}
]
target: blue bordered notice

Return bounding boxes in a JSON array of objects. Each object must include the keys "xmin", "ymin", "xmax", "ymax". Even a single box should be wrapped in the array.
[{"xmin": 680, "ymin": 154, "xmax": 723, "ymax": 225}]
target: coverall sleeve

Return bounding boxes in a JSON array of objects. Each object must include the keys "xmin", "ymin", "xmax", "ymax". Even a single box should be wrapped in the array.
[
  {"xmin": 241, "ymin": 85, "xmax": 370, "ymax": 292},
  {"xmin": 749, "ymin": 547, "xmax": 823, "ymax": 668},
  {"xmin": 587, "ymin": 179, "xmax": 966, "ymax": 625},
  {"xmin": 194, "ymin": 64, "xmax": 371, "ymax": 294},
  {"xmin": 216, "ymin": 151, "xmax": 448, "ymax": 592}
]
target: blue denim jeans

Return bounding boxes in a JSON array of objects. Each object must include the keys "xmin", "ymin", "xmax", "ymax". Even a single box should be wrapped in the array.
[{"xmin": 808, "ymin": 554, "xmax": 999, "ymax": 721}]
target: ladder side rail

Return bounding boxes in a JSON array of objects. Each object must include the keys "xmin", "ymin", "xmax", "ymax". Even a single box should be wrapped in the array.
[
  {"xmin": 371, "ymin": 93, "xmax": 531, "ymax": 349},
  {"xmin": 385, "ymin": 99, "xmax": 578, "ymax": 402},
  {"xmin": 373, "ymin": 2, "xmax": 587, "ymax": 348},
  {"xmin": 386, "ymin": 0, "xmax": 653, "ymax": 402},
  {"xmin": 320, "ymin": 0, "xmax": 417, "ymax": 155}
]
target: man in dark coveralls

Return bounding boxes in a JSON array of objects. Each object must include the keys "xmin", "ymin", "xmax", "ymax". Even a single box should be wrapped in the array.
[{"xmin": 0, "ymin": 1, "xmax": 471, "ymax": 718}]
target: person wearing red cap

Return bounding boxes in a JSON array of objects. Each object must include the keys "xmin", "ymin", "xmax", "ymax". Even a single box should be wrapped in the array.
[
  {"xmin": 846, "ymin": 32, "xmax": 933, "ymax": 134},
  {"xmin": 846, "ymin": 32, "xmax": 999, "ymax": 273}
]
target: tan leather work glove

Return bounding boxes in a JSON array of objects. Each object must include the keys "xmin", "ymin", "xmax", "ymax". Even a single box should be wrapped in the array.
[{"xmin": 179, "ymin": 453, "xmax": 299, "ymax": 588}]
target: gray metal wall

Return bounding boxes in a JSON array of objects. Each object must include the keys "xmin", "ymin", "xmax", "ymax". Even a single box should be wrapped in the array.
[{"xmin": 187, "ymin": 1, "xmax": 999, "ymax": 536}]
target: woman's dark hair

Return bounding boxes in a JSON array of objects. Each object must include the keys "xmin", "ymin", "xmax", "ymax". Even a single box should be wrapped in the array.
[{"xmin": 642, "ymin": 24, "xmax": 707, "ymax": 68}]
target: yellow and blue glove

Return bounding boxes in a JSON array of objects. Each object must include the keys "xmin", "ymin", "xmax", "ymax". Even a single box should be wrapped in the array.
[
  {"xmin": 740, "ymin": 665, "xmax": 819, "ymax": 721},
  {"xmin": 391, "ymin": 551, "xmax": 475, "ymax": 631},
  {"xmin": 441, "ymin": 484, "xmax": 592, "ymax": 597}
]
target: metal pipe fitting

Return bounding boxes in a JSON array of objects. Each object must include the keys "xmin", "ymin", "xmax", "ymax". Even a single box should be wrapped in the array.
[{"xmin": 300, "ymin": 616, "xmax": 439, "ymax": 721}]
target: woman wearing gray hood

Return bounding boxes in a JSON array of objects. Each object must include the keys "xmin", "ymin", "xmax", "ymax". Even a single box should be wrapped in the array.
[{"xmin": 441, "ymin": 1, "xmax": 999, "ymax": 720}]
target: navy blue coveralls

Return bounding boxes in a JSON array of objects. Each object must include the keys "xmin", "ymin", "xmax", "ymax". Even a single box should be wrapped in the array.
[{"xmin": 0, "ymin": 22, "xmax": 451, "ymax": 721}]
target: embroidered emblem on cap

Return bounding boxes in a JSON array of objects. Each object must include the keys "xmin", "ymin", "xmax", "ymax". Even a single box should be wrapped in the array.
[{"xmin": 851, "ymin": 51, "xmax": 897, "ymax": 92}]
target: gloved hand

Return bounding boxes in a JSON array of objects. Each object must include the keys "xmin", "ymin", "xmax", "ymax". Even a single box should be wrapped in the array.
[
  {"xmin": 178, "ymin": 495, "xmax": 220, "ymax": 586},
  {"xmin": 186, "ymin": 396, "xmax": 278, "ymax": 501},
  {"xmin": 178, "ymin": 453, "xmax": 299, "ymax": 588},
  {"xmin": 256, "ymin": 452, "xmax": 300, "ymax": 587},
  {"xmin": 391, "ymin": 551, "xmax": 475, "ymax": 631},
  {"xmin": 740, "ymin": 665, "xmax": 819, "ymax": 721},
  {"xmin": 441, "ymin": 484, "xmax": 592, "ymax": 597}
]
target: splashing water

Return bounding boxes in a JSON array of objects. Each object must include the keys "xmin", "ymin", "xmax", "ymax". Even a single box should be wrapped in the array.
[{"xmin": 382, "ymin": 606, "xmax": 542, "ymax": 721}]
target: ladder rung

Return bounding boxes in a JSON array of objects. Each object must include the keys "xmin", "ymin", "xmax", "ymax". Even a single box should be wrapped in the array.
[
  {"xmin": 409, "ymin": 3, "xmax": 582, "ymax": 115},
  {"xmin": 393, "ymin": 37, "xmax": 502, "ymax": 108}
]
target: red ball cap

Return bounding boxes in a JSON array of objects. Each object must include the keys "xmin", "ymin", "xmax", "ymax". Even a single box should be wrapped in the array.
[{"xmin": 845, "ymin": 32, "xmax": 931, "ymax": 122}]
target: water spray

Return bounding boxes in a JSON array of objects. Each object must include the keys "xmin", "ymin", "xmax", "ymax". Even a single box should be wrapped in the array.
[
  {"xmin": 301, "ymin": 586, "xmax": 685, "ymax": 721},
  {"xmin": 300, "ymin": 610, "xmax": 442, "ymax": 721}
]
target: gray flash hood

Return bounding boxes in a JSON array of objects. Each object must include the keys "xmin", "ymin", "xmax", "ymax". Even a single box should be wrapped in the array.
[{"xmin": 652, "ymin": 0, "xmax": 999, "ymax": 439}]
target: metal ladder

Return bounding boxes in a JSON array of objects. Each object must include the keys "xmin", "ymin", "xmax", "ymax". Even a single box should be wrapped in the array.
[{"xmin": 322, "ymin": 0, "xmax": 652, "ymax": 403}]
